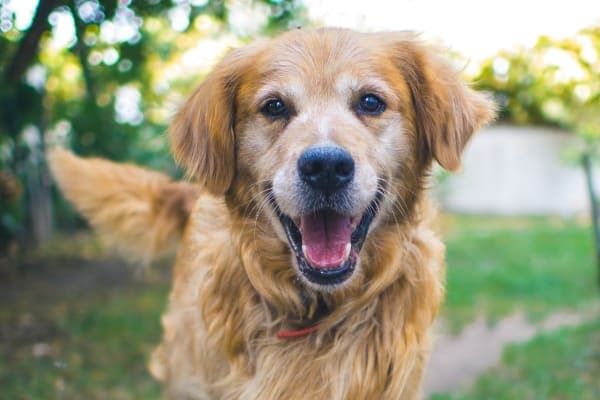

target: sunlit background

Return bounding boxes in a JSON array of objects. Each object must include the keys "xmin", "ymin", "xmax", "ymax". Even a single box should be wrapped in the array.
[{"xmin": 0, "ymin": 1, "xmax": 599, "ymax": 399}]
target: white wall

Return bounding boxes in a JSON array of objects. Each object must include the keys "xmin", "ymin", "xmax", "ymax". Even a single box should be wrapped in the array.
[{"xmin": 436, "ymin": 125, "xmax": 595, "ymax": 216}]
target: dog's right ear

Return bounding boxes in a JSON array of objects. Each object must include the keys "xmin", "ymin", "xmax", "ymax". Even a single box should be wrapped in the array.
[{"xmin": 170, "ymin": 46, "xmax": 258, "ymax": 194}]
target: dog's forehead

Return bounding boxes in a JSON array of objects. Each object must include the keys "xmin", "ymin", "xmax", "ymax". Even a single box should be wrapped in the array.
[
  {"xmin": 245, "ymin": 29, "xmax": 403, "ymax": 103},
  {"xmin": 269, "ymin": 30, "xmax": 366, "ymax": 67}
]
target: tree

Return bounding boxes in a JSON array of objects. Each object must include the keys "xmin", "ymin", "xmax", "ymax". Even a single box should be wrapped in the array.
[
  {"xmin": 471, "ymin": 25, "xmax": 600, "ymax": 283},
  {"xmin": 472, "ymin": 26, "xmax": 600, "ymax": 141},
  {"xmin": 0, "ymin": 0, "xmax": 306, "ymax": 253}
]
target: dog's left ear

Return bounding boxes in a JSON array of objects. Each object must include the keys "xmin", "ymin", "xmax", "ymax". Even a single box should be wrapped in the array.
[
  {"xmin": 170, "ymin": 45, "xmax": 258, "ymax": 194},
  {"xmin": 393, "ymin": 35, "xmax": 496, "ymax": 171}
]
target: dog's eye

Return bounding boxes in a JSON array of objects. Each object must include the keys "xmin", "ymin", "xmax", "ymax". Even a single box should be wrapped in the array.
[
  {"xmin": 357, "ymin": 94, "xmax": 386, "ymax": 115},
  {"xmin": 262, "ymin": 98, "xmax": 288, "ymax": 118}
]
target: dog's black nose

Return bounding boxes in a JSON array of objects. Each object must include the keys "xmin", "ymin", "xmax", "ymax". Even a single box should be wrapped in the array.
[{"xmin": 297, "ymin": 146, "xmax": 355, "ymax": 193}]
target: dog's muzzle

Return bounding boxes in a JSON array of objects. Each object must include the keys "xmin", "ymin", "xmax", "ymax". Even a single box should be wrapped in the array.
[{"xmin": 271, "ymin": 146, "xmax": 381, "ymax": 287}]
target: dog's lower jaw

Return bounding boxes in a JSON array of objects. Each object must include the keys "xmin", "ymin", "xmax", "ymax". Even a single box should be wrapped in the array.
[
  {"xmin": 291, "ymin": 253, "xmax": 361, "ymax": 294},
  {"xmin": 271, "ymin": 190, "xmax": 382, "ymax": 289}
]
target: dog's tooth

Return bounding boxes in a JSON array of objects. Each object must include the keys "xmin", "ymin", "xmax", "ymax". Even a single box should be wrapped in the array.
[
  {"xmin": 343, "ymin": 242, "xmax": 351, "ymax": 260},
  {"xmin": 302, "ymin": 245, "xmax": 319, "ymax": 268}
]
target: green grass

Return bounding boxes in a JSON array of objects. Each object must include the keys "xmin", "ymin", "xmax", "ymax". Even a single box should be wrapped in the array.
[
  {"xmin": 2, "ymin": 216, "xmax": 598, "ymax": 398},
  {"xmin": 431, "ymin": 318, "xmax": 600, "ymax": 400},
  {"xmin": 441, "ymin": 215, "xmax": 598, "ymax": 330},
  {"xmin": 0, "ymin": 280, "xmax": 168, "ymax": 399}
]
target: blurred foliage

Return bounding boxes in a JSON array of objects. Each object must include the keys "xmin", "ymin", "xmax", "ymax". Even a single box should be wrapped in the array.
[
  {"xmin": 0, "ymin": 0, "xmax": 306, "ymax": 251},
  {"xmin": 472, "ymin": 26, "xmax": 600, "ymax": 145}
]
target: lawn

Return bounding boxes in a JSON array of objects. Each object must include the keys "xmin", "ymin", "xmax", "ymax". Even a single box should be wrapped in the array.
[
  {"xmin": 0, "ymin": 215, "xmax": 597, "ymax": 398},
  {"xmin": 441, "ymin": 215, "xmax": 598, "ymax": 330},
  {"xmin": 0, "ymin": 250, "xmax": 168, "ymax": 399},
  {"xmin": 0, "ymin": 287, "xmax": 166, "ymax": 399},
  {"xmin": 431, "ymin": 318, "xmax": 600, "ymax": 400}
]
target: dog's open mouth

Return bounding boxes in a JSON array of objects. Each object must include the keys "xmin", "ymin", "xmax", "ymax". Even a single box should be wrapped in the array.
[{"xmin": 272, "ymin": 193, "xmax": 381, "ymax": 286}]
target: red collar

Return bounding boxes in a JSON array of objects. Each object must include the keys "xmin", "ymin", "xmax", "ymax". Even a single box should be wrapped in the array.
[{"xmin": 277, "ymin": 324, "xmax": 320, "ymax": 339}]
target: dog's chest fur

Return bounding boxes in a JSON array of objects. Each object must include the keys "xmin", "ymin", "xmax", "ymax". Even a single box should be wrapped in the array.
[{"xmin": 150, "ymin": 196, "xmax": 445, "ymax": 399}]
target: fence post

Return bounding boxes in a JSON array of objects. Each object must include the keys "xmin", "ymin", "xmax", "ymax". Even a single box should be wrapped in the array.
[{"xmin": 582, "ymin": 153, "xmax": 600, "ymax": 287}]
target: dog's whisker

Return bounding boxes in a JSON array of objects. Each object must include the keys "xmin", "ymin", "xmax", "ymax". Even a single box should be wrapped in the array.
[
  {"xmin": 251, "ymin": 195, "xmax": 274, "ymax": 245},
  {"xmin": 374, "ymin": 180, "xmax": 410, "ymax": 242}
]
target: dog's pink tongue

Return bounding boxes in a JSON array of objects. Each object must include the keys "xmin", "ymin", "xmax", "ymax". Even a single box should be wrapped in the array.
[{"xmin": 300, "ymin": 211, "xmax": 351, "ymax": 269}]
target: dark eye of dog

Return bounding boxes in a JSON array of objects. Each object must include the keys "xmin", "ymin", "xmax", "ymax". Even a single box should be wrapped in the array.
[
  {"xmin": 262, "ymin": 98, "xmax": 288, "ymax": 118},
  {"xmin": 358, "ymin": 94, "xmax": 386, "ymax": 115}
]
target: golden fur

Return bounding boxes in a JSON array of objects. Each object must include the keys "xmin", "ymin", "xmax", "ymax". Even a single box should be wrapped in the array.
[
  {"xmin": 47, "ymin": 148, "xmax": 198, "ymax": 261},
  {"xmin": 50, "ymin": 28, "xmax": 494, "ymax": 399}
]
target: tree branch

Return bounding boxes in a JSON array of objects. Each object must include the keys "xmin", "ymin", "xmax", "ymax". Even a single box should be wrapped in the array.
[
  {"xmin": 70, "ymin": 3, "xmax": 96, "ymax": 101},
  {"xmin": 4, "ymin": 0, "xmax": 64, "ymax": 85}
]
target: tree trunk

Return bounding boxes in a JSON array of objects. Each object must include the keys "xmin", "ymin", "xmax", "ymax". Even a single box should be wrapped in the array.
[
  {"xmin": 582, "ymin": 154, "xmax": 600, "ymax": 287},
  {"xmin": 26, "ymin": 146, "xmax": 54, "ymax": 248}
]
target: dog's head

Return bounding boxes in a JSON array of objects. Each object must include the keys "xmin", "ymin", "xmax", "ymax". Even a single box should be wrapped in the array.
[{"xmin": 171, "ymin": 28, "xmax": 494, "ymax": 291}]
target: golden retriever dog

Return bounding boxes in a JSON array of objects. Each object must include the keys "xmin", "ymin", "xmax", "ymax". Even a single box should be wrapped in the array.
[{"xmin": 49, "ymin": 28, "xmax": 494, "ymax": 399}]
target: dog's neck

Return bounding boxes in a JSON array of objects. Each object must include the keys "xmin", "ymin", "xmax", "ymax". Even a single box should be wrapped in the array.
[
  {"xmin": 275, "ymin": 292, "xmax": 331, "ymax": 338},
  {"xmin": 224, "ymin": 188, "xmax": 432, "ymax": 340},
  {"xmin": 229, "ymin": 213, "xmax": 396, "ymax": 338},
  {"xmin": 277, "ymin": 295, "xmax": 330, "ymax": 339}
]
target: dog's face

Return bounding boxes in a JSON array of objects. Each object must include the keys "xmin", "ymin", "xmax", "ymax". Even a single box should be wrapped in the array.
[{"xmin": 171, "ymin": 29, "xmax": 494, "ymax": 291}]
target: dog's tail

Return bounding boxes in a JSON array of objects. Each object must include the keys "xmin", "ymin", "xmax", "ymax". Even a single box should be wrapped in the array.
[{"xmin": 47, "ymin": 148, "xmax": 199, "ymax": 262}]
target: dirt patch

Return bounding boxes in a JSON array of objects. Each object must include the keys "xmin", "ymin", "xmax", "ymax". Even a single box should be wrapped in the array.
[
  {"xmin": 0, "ymin": 255, "xmax": 171, "ymax": 358},
  {"xmin": 1, "ymin": 254, "xmax": 171, "ymax": 303},
  {"xmin": 0, "ymin": 313, "xmax": 59, "ymax": 351},
  {"xmin": 423, "ymin": 306, "xmax": 600, "ymax": 397}
]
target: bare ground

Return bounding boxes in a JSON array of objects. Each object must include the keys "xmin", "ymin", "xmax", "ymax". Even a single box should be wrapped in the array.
[
  {"xmin": 423, "ymin": 306, "xmax": 600, "ymax": 397},
  {"xmin": 0, "ymin": 254, "xmax": 170, "ymax": 358}
]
